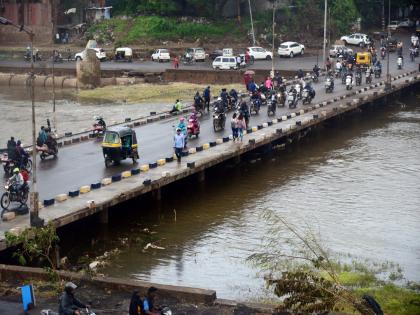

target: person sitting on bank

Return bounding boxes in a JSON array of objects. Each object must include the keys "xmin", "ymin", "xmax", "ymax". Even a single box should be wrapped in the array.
[
  {"xmin": 170, "ymin": 99, "xmax": 183, "ymax": 114},
  {"xmin": 143, "ymin": 287, "xmax": 160, "ymax": 315}
]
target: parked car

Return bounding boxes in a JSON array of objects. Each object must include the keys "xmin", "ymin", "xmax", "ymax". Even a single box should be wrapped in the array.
[
  {"xmin": 277, "ymin": 41, "xmax": 305, "ymax": 58},
  {"xmin": 388, "ymin": 20, "xmax": 399, "ymax": 31},
  {"xmin": 340, "ymin": 33, "xmax": 371, "ymax": 47},
  {"xmin": 246, "ymin": 47, "xmax": 273, "ymax": 60},
  {"xmin": 75, "ymin": 48, "xmax": 106, "ymax": 61},
  {"xmin": 398, "ymin": 18, "xmax": 414, "ymax": 28},
  {"xmin": 212, "ymin": 56, "xmax": 238, "ymax": 70},
  {"xmin": 329, "ymin": 45, "xmax": 353, "ymax": 58},
  {"xmin": 209, "ymin": 49, "xmax": 223, "ymax": 60},
  {"xmin": 185, "ymin": 48, "xmax": 206, "ymax": 62},
  {"xmin": 151, "ymin": 49, "xmax": 170, "ymax": 62}
]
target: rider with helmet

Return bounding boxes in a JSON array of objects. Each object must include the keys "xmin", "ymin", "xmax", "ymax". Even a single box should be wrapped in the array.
[
  {"xmin": 9, "ymin": 168, "xmax": 24, "ymax": 194},
  {"xmin": 59, "ymin": 282, "xmax": 87, "ymax": 315},
  {"xmin": 193, "ymin": 92, "xmax": 203, "ymax": 112}
]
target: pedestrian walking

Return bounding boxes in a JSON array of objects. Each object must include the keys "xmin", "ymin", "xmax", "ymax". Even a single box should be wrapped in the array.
[
  {"xmin": 203, "ymin": 86, "xmax": 211, "ymax": 112},
  {"xmin": 173, "ymin": 128, "xmax": 185, "ymax": 162},
  {"xmin": 173, "ymin": 56, "xmax": 179, "ymax": 69},
  {"xmin": 236, "ymin": 113, "xmax": 247, "ymax": 142},
  {"xmin": 231, "ymin": 112, "xmax": 238, "ymax": 141}
]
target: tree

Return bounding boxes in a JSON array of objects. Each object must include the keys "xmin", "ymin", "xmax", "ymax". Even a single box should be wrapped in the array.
[
  {"xmin": 248, "ymin": 210, "xmax": 376, "ymax": 314},
  {"xmin": 329, "ymin": 0, "xmax": 360, "ymax": 35}
]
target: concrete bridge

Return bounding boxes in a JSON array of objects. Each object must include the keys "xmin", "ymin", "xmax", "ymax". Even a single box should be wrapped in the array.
[{"xmin": 0, "ymin": 62, "xmax": 419, "ymax": 250}]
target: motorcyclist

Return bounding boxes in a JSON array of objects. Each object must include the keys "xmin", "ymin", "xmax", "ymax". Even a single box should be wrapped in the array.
[
  {"xmin": 170, "ymin": 99, "xmax": 183, "ymax": 114},
  {"xmin": 273, "ymin": 71, "xmax": 283, "ymax": 89},
  {"xmin": 96, "ymin": 116, "xmax": 106, "ymax": 129},
  {"xmin": 375, "ymin": 60, "xmax": 382, "ymax": 74},
  {"xmin": 229, "ymin": 88, "xmax": 238, "ymax": 107},
  {"xmin": 247, "ymin": 80, "xmax": 257, "ymax": 93},
  {"xmin": 250, "ymin": 91, "xmax": 261, "ymax": 110},
  {"xmin": 313, "ymin": 64, "xmax": 320, "ymax": 78},
  {"xmin": 297, "ymin": 69, "xmax": 304, "ymax": 79},
  {"xmin": 193, "ymin": 92, "xmax": 203, "ymax": 112},
  {"xmin": 9, "ymin": 168, "xmax": 24, "ymax": 194},
  {"xmin": 38, "ymin": 126, "xmax": 48, "ymax": 146},
  {"xmin": 289, "ymin": 86, "xmax": 298, "ymax": 103},
  {"xmin": 304, "ymin": 82, "xmax": 315, "ymax": 99},
  {"xmin": 58, "ymin": 282, "xmax": 87, "ymax": 315}
]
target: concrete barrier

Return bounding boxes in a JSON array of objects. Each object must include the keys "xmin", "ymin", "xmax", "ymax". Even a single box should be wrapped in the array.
[
  {"xmin": 43, "ymin": 199, "xmax": 55, "ymax": 207},
  {"xmin": 122, "ymin": 171, "xmax": 132, "ymax": 178},
  {"xmin": 101, "ymin": 178, "xmax": 112, "ymax": 186},
  {"xmin": 216, "ymin": 139, "xmax": 223, "ymax": 144},
  {"xmin": 251, "ymin": 126, "xmax": 258, "ymax": 132},
  {"xmin": 157, "ymin": 159, "xmax": 166, "ymax": 166},
  {"xmin": 203, "ymin": 143, "xmax": 210, "ymax": 150},
  {"xmin": 55, "ymin": 194, "xmax": 68, "ymax": 202},
  {"xmin": 79, "ymin": 186, "xmax": 91, "ymax": 194},
  {"xmin": 2, "ymin": 212, "xmax": 16, "ymax": 221},
  {"xmin": 68, "ymin": 190, "xmax": 80, "ymax": 197},
  {"xmin": 140, "ymin": 164, "xmax": 150, "ymax": 172},
  {"xmin": 188, "ymin": 148, "xmax": 197, "ymax": 154}
]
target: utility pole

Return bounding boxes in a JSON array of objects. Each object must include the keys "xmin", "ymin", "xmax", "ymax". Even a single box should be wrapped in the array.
[
  {"xmin": 271, "ymin": 0, "xmax": 275, "ymax": 77},
  {"xmin": 237, "ymin": 0, "xmax": 241, "ymax": 24},
  {"xmin": 386, "ymin": 0, "xmax": 391, "ymax": 90},
  {"xmin": 52, "ymin": 50, "xmax": 57, "ymax": 133},
  {"xmin": 382, "ymin": 0, "xmax": 385, "ymax": 32},
  {"xmin": 248, "ymin": 0, "xmax": 256, "ymax": 45},
  {"xmin": 0, "ymin": 17, "xmax": 43, "ymax": 227},
  {"xmin": 323, "ymin": 0, "xmax": 327, "ymax": 70}
]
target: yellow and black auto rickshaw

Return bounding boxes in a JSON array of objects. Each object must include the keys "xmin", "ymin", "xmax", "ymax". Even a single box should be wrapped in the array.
[
  {"xmin": 102, "ymin": 126, "xmax": 139, "ymax": 167},
  {"xmin": 356, "ymin": 52, "xmax": 372, "ymax": 69}
]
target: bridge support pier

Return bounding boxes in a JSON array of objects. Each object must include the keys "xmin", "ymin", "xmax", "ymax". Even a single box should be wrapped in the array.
[
  {"xmin": 152, "ymin": 188, "xmax": 162, "ymax": 201},
  {"xmin": 197, "ymin": 170, "xmax": 205, "ymax": 182},
  {"xmin": 99, "ymin": 208, "xmax": 109, "ymax": 224}
]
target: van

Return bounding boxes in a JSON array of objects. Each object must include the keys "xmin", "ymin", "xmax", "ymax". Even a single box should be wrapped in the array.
[{"xmin": 212, "ymin": 56, "xmax": 238, "ymax": 70}]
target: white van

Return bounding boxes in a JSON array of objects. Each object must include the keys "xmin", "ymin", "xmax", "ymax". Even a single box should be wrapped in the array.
[{"xmin": 212, "ymin": 56, "xmax": 238, "ymax": 70}]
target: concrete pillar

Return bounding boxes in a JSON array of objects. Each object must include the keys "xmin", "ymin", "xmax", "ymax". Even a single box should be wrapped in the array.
[
  {"xmin": 99, "ymin": 208, "xmax": 109, "ymax": 224},
  {"xmin": 197, "ymin": 170, "xmax": 205, "ymax": 182},
  {"xmin": 152, "ymin": 188, "xmax": 162, "ymax": 201}
]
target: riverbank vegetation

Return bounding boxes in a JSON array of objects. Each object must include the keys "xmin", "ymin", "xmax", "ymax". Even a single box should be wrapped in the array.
[
  {"xmin": 249, "ymin": 211, "xmax": 420, "ymax": 315},
  {"xmin": 77, "ymin": 82, "xmax": 243, "ymax": 104}
]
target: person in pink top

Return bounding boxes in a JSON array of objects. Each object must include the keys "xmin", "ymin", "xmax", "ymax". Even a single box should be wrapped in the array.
[{"xmin": 264, "ymin": 76, "xmax": 273, "ymax": 90}]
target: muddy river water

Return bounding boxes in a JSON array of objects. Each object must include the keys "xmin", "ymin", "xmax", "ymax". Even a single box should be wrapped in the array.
[{"xmin": 55, "ymin": 92, "xmax": 420, "ymax": 301}]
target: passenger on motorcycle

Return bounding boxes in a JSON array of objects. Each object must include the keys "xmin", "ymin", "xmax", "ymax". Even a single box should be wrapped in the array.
[
  {"xmin": 304, "ymin": 83, "xmax": 316, "ymax": 99},
  {"xmin": 7, "ymin": 136, "xmax": 16, "ymax": 162},
  {"xmin": 193, "ymin": 92, "xmax": 203, "ymax": 112},
  {"xmin": 264, "ymin": 76, "xmax": 273, "ymax": 90},
  {"xmin": 15, "ymin": 140, "xmax": 29, "ymax": 169},
  {"xmin": 229, "ymin": 89, "xmax": 238, "ymax": 106},
  {"xmin": 59, "ymin": 282, "xmax": 87, "ymax": 315},
  {"xmin": 170, "ymin": 99, "xmax": 183, "ymax": 114}
]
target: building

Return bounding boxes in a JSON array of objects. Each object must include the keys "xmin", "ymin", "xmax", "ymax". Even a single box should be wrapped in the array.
[{"xmin": 0, "ymin": 0, "xmax": 107, "ymax": 45}]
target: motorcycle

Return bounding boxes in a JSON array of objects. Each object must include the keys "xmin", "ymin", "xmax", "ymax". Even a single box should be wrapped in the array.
[
  {"xmin": 397, "ymin": 57, "xmax": 403, "ymax": 69},
  {"xmin": 36, "ymin": 137, "xmax": 58, "ymax": 160},
  {"xmin": 374, "ymin": 66, "xmax": 381, "ymax": 78},
  {"xmin": 260, "ymin": 92, "xmax": 267, "ymax": 106},
  {"xmin": 312, "ymin": 72, "xmax": 319, "ymax": 83},
  {"xmin": 295, "ymin": 84, "xmax": 302, "ymax": 100},
  {"xmin": 341, "ymin": 71, "xmax": 347, "ymax": 84},
  {"xmin": 41, "ymin": 307, "xmax": 96, "ymax": 315},
  {"xmin": 213, "ymin": 106, "xmax": 226, "ymax": 132},
  {"xmin": 325, "ymin": 77, "xmax": 334, "ymax": 93},
  {"xmin": 227, "ymin": 96, "xmax": 238, "ymax": 111},
  {"xmin": 91, "ymin": 116, "xmax": 106, "ymax": 137},
  {"xmin": 277, "ymin": 91, "xmax": 286, "ymax": 107},
  {"xmin": 301, "ymin": 89, "xmax": 313, "ymax": 105},
  {"xmin": 287, "ymin": 92, "xmax": 298, "ymax": 109},
  {"xmin": 24, "ymin": 49, "xmax": 42, "ymax": 62},
  {"xmin": 250, "ymin": 98, "xmax": 260, "ymax": 115},
  {"xmin": 1, "ymin": 154, "xmax": 32, "ymax": 175},
  {"xmin": 187, "ymin": 116, "xmax": 200, "ymax": 138},
  {"xmin": 345, "ymin": 75, "xmax": 353, "ymax": 90},
  {"xmin": 1, "ymin": 179, "xmax": 29, "ymax": 211},
  {"xmin": 355, "ymin": 72, "xmax": 362, "ymax": 86},
  {"xmin": 267, "ymin": 96, "xmax": 277, "ymax": 116}
]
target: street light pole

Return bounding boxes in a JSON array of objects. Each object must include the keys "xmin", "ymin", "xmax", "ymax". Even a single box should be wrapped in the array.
[
  {"xmin": 271, "ymin": 1, "xmax": 275, "ymax": 77},
  {"xmin": 0, "ymin": 16, "xmax": 43, "ymax": 227},
  {"xmin": 386, "ymin": 0, "xmax": 391, "ymax": 90},
  {"xmin": 323, "ymin": 0, "xmax": 328, "ymax": 70},
  {"xmin": 248, "ymin": 0, "xmax": 256, "ymax": 46}
]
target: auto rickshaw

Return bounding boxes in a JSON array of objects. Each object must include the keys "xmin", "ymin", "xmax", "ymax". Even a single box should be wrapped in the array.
[
  {"xmin": 356, "ymin": 52, "xmax": 372, "ymax": 69},
  {"xmin": 114, "ymin": 47, "xmax": 133, "ymax": 62},
  {"xmin": 102, "ymin": 126, "xmax": 139, "ymax": 167}
]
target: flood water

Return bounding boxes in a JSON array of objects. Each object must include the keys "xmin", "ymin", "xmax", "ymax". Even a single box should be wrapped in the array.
[
  {"xmin": 60, "ymin": 93, "xmax": 420, "ymax": 301},
  {"xmin": 0, "ymin": 86, "xmax": 169, "ymax": 146}
]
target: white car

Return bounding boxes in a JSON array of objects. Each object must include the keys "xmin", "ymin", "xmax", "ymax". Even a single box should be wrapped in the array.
[
  {"xmin": 277, "ymin": 41, "xmax": 305, "ymax": 58},
  {"xmin": 340, "ymin": 33, "xmax": 371, "ymax": 47},
  {"xmin": 185, "ymin": 48, "xmax": 206, "ymax": 62},
  {"xmin": 398, "ymin": 18, "xmax": 414, "ymax": 28},
  {"xmin": 75, "ymin": 48, "xmax": 106, "ymax": 61},
  {"xmin": 246, "ymin": 47, "xmax": 273, "ymax": 60},
  {"xmin": 388, "ymin": 20, "xmax": 399, "ymax": 31},
  {"xmin": 212, "ymin": 56, "xmax": 238, "ymax": 70},
  {"xmin": 151, "ymin": 49, "xmax": 170, "ymax": 62}
]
